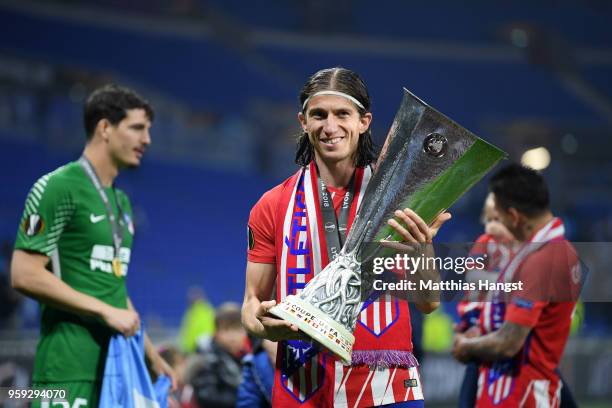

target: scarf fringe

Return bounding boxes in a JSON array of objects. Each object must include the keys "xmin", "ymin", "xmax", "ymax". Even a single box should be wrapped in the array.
[{"xmin": 350, "ymin": 350, "xmax": 419, "ymax": 369}]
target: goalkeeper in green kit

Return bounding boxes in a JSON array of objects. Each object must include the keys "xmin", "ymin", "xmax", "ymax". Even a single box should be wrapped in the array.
[{"xmin": 10, "ymin": 85, "xmax": 176, "ymax": 407}]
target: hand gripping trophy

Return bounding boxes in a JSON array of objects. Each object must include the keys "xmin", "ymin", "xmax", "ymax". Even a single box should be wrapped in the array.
[{"xmin": 269, "ymin": 89, "xmax": 506, "ymax": 364}]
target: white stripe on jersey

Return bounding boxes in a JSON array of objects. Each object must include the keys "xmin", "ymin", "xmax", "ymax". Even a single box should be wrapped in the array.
[
  {"xmin": 385, "ymin": 294, "xmax": 393, "ymax": 325},
  {"xmin": 502, "ymin": 375, "xmax": 512, "ymax": 400},
  {"xmin": 380, "ymin": 367, "xmax": 398, "ymax": 405},
  {"xmin": 409, "ymin": 366, "xmax": 424, "ymax": 400},
  {"xmin": 50, "ymin": 248, "xmax": 61, "ymax": 279},
  {"xmin": 279, "ymin": 175, "xmax": 299, "ymax": 301},
  {"xmin": 493, "ymin": 374, "xmax": 503, "ymax": 404},
  {"xmin": 360, "ymin": 308, "xmax": 367, "ymax": 326},
  {"xmin": 370, "ymin": 367, "xmax": 391, "ymax": 406},
  {"xmin": 333, "ymin": 364, "xmax": 352, "ymax": 407},
  {"xmin": 533, "ymin": 380, "xmax": 551, "ymax": 408},
  {"xmin": 296, "ymin": 227, "xmax": 307, "ymax": 285},
  {"xmin": 373, "ymin": 300, "xmax": 381, "ymax": 334},
  {"xmin": 299, "ymin": 365, "xmax": 306, "ymax": 401},
  {"xmin": 520, "ymin": 381, "xmax": 535, "ymax": 407},
  {"xmin": 477, "ymin": 370, "xmax": 484, "ymax": 399},
  {"xmin": 355, "ymin": 166, "xmax": 372, "ymax": 210}
]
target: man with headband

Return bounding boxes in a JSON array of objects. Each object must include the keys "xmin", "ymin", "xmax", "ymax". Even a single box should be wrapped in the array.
[{"xmin": 242, "ymin": 67, "xmax": 450, "ymax": 407}]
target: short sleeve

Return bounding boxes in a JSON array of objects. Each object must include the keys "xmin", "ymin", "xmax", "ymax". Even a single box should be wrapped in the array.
[
  {"xmin": 247, "ymin": 188, "xmax": 280, "ymax": 264},
  {"xmin": 505, "ymin": 299, "xmax": 546, "ymax": 328},
  {"xmin": 14, "ymin": 173, "xmax": 75, "ymax": 257},
  {"xmin": 505, "ymin": 249, "xmax": 550, "ymax": 328}
]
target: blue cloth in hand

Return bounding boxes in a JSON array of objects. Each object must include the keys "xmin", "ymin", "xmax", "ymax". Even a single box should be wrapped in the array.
[{"xmin": 100, "ymin": 327, "xmax": 171, "ymax": 407}]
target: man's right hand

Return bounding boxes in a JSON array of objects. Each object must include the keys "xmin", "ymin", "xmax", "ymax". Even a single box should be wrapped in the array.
[
  {"xmin": 254, "ymin": 300, "xmax": 308, "ymax": 341},
  {"xmin": 101, "ymin": 306, "xmax": 140, "ymax": 337}
]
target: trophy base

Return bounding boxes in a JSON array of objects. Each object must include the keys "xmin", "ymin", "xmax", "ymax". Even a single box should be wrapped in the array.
[{"xmin": 269, "ymin": 295, "xmax": 355, "ymax": 365}]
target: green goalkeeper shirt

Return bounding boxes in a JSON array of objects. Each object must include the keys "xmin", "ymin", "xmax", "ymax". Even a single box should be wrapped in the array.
[{"xmin": 14, "ymin": 161, "xmax": 135, "ymax": 382}]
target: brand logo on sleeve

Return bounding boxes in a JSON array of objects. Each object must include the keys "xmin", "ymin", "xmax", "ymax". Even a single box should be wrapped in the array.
[
  {"xmin": 90, "ymin": 214, "xmax": 106, "ymax": 223},
  {"xmin": 23, "ymin": 214, "xmax": 44, "ymax": 236}
]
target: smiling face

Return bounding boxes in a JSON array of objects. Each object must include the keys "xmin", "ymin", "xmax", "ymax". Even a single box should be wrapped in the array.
[
  {"xmin": 103, "ymin": 108, "xmax": 152, "ymax": 168},
  {"xmin": 298, "ymin": 94, "xmax": 371, "ymax": 167}
]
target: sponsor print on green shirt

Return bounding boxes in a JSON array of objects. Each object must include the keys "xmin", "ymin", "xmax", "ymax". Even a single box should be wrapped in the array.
[{"xmin": 14, "ymin": 161, "xmax": 135, "ymax": 382}]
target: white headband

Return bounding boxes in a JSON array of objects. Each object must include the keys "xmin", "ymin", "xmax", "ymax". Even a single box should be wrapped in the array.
[{"xmin": 302, "ymin": 90, "xmax": 365, "ymax": 111}]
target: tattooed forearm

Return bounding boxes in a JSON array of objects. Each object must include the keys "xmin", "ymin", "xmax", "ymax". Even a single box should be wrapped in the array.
[{"xmin": 463, "ymin": 322, "xmax": 531, "ymax": 362}]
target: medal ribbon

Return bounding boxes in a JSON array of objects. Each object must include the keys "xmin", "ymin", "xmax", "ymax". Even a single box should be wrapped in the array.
[
  {"xmin": 79, "ymin": 156, "xmax": 125, "ymax": 276},
  {"xmin": 316, "ymin": 169, "xmax": 355, "ymax": 261}
]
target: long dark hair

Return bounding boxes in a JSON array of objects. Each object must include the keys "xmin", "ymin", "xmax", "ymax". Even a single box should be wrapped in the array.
[{"xmin": 295, "ymin": 67, "xmax": 377, "ymax": 167}]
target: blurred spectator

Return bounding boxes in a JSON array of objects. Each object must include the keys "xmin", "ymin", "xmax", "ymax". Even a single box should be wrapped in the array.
[
  {"xmin": 186, "ymin": 302, "xmax": 247, "ymax": 408},
  {"xmin": 178, "ymin": 286, "xmax": 215, "ymax": 353},
  {"xmin": 236, "ymin": 338, "xmax": 276, "ymax": 408},
  {"xmin": 422, "ymin": 308, "xmax": 454, "ymax": 353}
]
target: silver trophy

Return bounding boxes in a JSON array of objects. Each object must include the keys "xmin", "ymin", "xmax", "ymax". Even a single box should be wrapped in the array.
[{"xmin": 269, "ymin": 89, "xmax": 506, "ymax": 364}]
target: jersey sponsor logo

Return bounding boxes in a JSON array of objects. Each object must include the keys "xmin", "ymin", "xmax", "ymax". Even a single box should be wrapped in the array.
[
  {"xmin": 23, "ymin": 213, "xmax": 44, "ymax": 236},
  {"xmin": 90, "ymin": 244, "xmax": 131, "ymax": 276},
  {"xmin": 90, "ymin": 213, "xmax": 106, "ymax": 223}
]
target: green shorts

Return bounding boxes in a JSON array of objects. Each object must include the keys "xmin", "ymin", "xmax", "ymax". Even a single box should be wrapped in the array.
[{"xmin": 31, "ymin": 381, "xmax": 101, "ymax": 408}]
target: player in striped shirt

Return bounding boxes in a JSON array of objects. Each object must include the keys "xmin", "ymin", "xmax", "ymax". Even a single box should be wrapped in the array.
[
  {"xmin": 242, "ymin": 67, "xmax": 450, "ymax": 407},
  {"xmin": 452, "ymin": 164, "xmax": 580, "ymax": 408}
]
